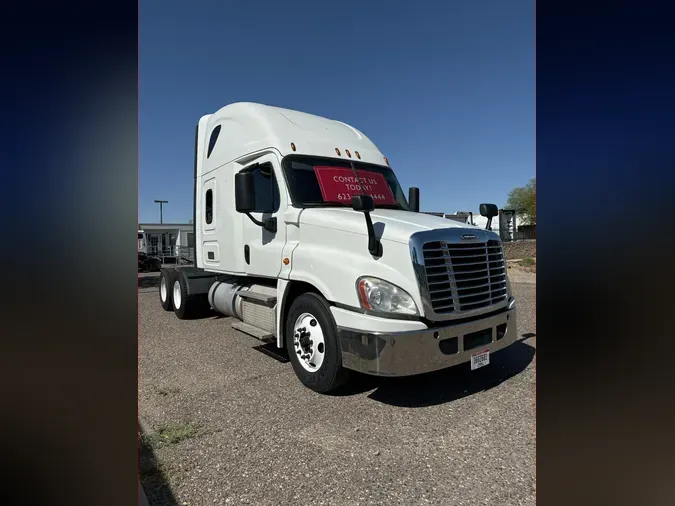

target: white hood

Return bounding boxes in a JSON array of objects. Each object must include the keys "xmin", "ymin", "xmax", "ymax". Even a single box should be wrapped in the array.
[{"xmin": 298, "ymin": 208, "xmax": 482, "ymax": 244}]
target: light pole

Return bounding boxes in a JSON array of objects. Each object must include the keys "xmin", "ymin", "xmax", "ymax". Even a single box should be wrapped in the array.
[{"xmin": 154, "ymin": 200, "xmax": 168, "ymax": 224}]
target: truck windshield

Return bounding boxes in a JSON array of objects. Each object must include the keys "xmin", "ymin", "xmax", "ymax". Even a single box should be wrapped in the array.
[{"xmin": 282, "ymin": 155, "xmax": 411, "ymax": 210}]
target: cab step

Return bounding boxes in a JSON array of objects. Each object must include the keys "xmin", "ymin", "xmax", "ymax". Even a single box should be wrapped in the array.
[
  {"xmin": 231, "ymin": 320, "xmax": 275, "ymax": 342},
  {"xmin": 235, "ymin": 289, "xmax": 277, "ymax": 305}
]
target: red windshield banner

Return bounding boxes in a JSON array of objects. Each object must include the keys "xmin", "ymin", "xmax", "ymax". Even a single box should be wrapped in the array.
[{"xmin": 314, "ymin": 166, "xmax": 397, "ymax": 205}]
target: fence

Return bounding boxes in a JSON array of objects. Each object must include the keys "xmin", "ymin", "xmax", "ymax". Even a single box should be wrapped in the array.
[
  {"xmin": 145, "ymin": 245, "xmax": 196, "ymax": 265},
  {"xmin": 501, "ymin": 225, "xmax": 536, "ymax": 242}
]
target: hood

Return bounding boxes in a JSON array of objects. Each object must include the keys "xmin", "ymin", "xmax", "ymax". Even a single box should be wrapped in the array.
[{"xmin": 298, "ymin": 208, "xmax": 482, "ymax": 244}]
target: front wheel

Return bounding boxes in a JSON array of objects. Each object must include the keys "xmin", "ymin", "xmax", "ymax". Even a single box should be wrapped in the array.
[{"xmin": 285, "ymin": 293, "xmax": 351, "ymax": 394}]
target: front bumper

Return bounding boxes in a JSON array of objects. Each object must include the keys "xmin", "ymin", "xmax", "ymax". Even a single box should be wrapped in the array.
[{"xmin": 337, "ymin": 298, "xmax": 517, "ymax": 376}]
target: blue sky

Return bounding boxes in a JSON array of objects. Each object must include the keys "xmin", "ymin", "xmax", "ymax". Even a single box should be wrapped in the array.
[{"xmin": 139, "ymin": 0, "xmax": 534, "ymax": 223}]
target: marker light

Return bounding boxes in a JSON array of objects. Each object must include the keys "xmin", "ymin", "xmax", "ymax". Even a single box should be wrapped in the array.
[
  {"xmin": 345, "ymin": 149, "xmax": 351, "ymax": 158},
  {"xmin": 335, "ymin": 148, "xmax": 341, "ymax": 156},
  {"xmin": 355, "ymin": 151, "xmax": 361, "ymax": 159},
  {"xmin": 290, "ymin": 143, "xmax": 296, "ymax": 151}
]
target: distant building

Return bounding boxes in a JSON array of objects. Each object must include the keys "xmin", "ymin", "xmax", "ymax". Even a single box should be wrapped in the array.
[
  {"xmin": 138, "ymin": 223, "xmax": 195, "ymax": 262},
  {"xmin": 421, "ymin": 209, "xmax": 534, "ymax": 241},
  {"xmin": 421, "ymin": 211, "xmax": 475, "ymax": 225},
  {"xmin": 444, "ymin": 211, "xmax": 475, "ymax": 225}
]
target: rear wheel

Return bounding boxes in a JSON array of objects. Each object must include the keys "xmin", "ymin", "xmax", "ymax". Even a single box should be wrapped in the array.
[
  {"xmin": 159, "ymin": 270, "xmax": 173, "ymax": 311},
  {"xmin": 285, "ymin": 293, "xmax": 351, "ymax": 394},
  {"xmin": 172, "ymin": 274, "xmax": 210, "ymax": 320}
]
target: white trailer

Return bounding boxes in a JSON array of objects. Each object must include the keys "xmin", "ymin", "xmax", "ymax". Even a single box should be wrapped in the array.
[{"xmin": 158, "ymin": 102, "xmax": 518, "ymax": 393}]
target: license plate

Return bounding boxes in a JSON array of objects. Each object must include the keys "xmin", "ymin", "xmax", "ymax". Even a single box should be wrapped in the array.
[{"xmin": 470, "ymin": 349, "xmax": 490, "ymax": 370}]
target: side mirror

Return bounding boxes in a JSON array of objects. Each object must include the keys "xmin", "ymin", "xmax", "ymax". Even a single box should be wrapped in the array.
[
  {"xmin": 235, "ymin": 172, "xmax": 256, "ymax": 213},
  {"xmin": 235, "ymin": 170, "xmax": 277, "ymax": 233},
  {"xmin": 408, "ymin": 187, "xmax": 420, "ymax": 212},
  {"xmin": 479, "ymin": 203, "xmax": 499, "ymax": 219},
  {"xmin": 479, "ymin": 203, "xmax": 499, "ymax": 231},
  {"xmin": 352, "ymin": 194, "xmax": 375, "ymax": 212}
]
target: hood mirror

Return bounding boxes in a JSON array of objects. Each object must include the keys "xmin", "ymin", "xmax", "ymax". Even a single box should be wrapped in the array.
[
  {"xmin": 351, "ymin": 195, "xmax": 381, "ymax": 257},
  {"xmin": 479, "ymin": 203, "xmax": 499, "ymax": 231},
  {"xmin": 408, "ymin": 187, "xmax": 420, "ymax": 212},
  {"xmin": 351, "ymin": 195, "xmax": 375, "ymax": 212}
]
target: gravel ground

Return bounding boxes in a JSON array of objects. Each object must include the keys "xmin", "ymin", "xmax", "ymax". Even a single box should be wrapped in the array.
[{"xmin": 139, "ymin": 274, "xmax": 536, "ymax": 506}]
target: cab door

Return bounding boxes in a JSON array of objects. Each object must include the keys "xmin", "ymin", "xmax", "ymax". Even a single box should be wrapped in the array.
[
  {"xmin": 201, "ymin": 176, "xmax": 220, "ymax": 268},
  {"xmin": 239, "ymin": 153, "xmax": 287, "ymax": 279}
]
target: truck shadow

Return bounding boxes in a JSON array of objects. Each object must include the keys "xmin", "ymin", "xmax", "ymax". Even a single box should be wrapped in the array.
[
  {"xmin": 343, "ymin": 335, "xmax": 536, "ymax": 407},
  {"xmin": 139, "ymin": 424, "xmax": 180, "ymax": 506},
  {"xmin": 138, "ymin": 274, "xmax": 162, "ymax": 290}
]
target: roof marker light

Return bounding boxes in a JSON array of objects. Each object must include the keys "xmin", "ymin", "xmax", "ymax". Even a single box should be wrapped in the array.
[
  {"xmin": 355, "ymin": 151, "xmax": 361, "ymax": 159},
  {"xmin": 335, "ymin": 148, "xmax": 341, "ymax": 156},
  {"xmin": 345, "ymin": 149, "xmax": 351, "ymax": 158},
  {"xmin": 290, "ymin": 142, "xmax": 296, "ymax": 151},
  {"xmin": 384, "ymin": 156, "xmax": 389, "ymax": 166}
]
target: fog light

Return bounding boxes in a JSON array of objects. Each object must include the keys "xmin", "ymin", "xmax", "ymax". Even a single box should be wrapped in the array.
[
  {"xmin": 496, "ymin": 323, "xmax": 507, "ymax": 340},
  {"xmin": 439, "ymin": 337, "xmax": 458, "ymax": 355}
]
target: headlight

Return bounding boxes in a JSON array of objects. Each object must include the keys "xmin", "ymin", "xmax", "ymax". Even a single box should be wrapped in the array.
[{"xmin": 356, "ymin": 277, "xmax": 419, "ymax": 316}]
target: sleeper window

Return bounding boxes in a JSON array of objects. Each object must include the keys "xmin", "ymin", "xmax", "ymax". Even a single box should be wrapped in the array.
[
  {"xmin": 207, "ymin": 125, "xmax": 221, "ymax": 158},
  {"xmin": 205, "ymin": 189, "xmax": 213, "ymax": 224}
]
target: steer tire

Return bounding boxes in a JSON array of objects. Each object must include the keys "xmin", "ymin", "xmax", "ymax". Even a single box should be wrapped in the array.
[
  {"xmin": 159, "ymin": 269, "xmax": 174, "ymax": 311},
  {"xmin": 285, "ymin": 292, "xmax": 352, "ymax": 394}
]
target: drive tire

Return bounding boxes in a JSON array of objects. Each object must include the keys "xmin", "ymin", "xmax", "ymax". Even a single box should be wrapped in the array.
[
  {"xmin": 285, "ymin": 292, "xmax": 351, "ymax": 394},
  {"xmin": 172, "ymin": 273, "xmax": 210, "ymax": 320},
  {"xmin": 159, "ymin": 269, "xmax": 174, "ymax": 311}
]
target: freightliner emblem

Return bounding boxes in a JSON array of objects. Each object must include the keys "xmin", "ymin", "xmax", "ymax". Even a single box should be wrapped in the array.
[{"xmin": 460, "ymin": 234, "xmax": 477, "ymax": 241}]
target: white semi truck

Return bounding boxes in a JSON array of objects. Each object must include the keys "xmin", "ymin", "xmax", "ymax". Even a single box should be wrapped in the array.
[{"xmin": 158, "ymin": 102, "xmax": 518, "ymax": 394}]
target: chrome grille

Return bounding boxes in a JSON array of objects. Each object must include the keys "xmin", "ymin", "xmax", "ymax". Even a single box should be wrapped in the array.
[{"xmin": 422, "ymin": 239, "xmax": 507, "ymax": 314}]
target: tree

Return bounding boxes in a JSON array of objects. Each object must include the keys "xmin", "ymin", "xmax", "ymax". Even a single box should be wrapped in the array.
[{"xmin": 505, "ymin": 178, "xmax": 536, "ymax": 225}]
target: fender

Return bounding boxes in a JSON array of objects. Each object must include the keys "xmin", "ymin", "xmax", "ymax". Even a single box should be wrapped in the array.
[{"xmin": 276, "ymin": 279, "xmax": 291, "ymax": 348}]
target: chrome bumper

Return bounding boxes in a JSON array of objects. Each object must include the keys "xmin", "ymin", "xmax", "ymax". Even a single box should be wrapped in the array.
[{"xmin": 338, "ymin": 298, "xmax": 517, "ymax": 376}]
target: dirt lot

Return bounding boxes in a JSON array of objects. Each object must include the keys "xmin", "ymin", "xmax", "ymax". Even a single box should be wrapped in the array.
[
  {"xmin": 508, "ymin": 258, "xmax": 536, "ymax": 275},
  {"xmin": 139, "ymin": 273, "xmax": 536, "ymax": 506},
  {"xmin": 502, "ymin": 240, "xmax": 536, "ymax": 260}
]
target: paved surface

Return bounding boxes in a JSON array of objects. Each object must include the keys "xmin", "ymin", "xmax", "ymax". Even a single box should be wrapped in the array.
[
  {"xmin": 139, "ymin": 274, "xmax": 536, "ymax": 506},
  {"xmin": 505, "ymin": 267, "xmax": 536, "ymax": 285}
]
